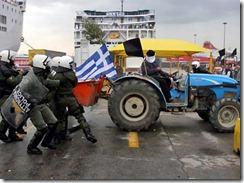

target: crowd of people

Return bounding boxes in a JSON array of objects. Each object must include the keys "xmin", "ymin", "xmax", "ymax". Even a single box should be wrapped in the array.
[
  {"xmin": 214, "ymin": 62, "xmax": 240, "ymax": 81},
  {"xmin": 0, "ymin": 50, "xmax": 97, "ymax": 155}
]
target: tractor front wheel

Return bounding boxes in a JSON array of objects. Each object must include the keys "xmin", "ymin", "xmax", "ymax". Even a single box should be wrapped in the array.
[{"xmin": 209, "ymin": 98, "xmax": 240, "ymax": 132}]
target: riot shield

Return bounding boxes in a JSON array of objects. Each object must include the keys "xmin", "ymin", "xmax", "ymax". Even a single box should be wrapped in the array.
[
  {"xmin": 19, "ymin": 69, "xmax": 49, "ymax": 104},
  {"xmin": 1, "ymin": 89, "xmax": 29, "ymax": 129},
  {"xmin": 1, "ymin": 69, "xmax": 49, "ymax": 129}
]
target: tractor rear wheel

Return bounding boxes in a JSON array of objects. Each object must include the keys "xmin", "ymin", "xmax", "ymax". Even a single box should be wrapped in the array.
[
  {"xmin": 209, "ymin": 98, "xmax": 240, "ymax": 132},
  {"xmin": 108, "ymin": 79, "xmax": 160, "ymax": 131}
]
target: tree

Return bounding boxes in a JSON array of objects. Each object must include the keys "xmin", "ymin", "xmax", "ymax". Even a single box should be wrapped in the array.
[{"xmin": 82, "ymin": 19, "xmax": 105, "ymax": 44}]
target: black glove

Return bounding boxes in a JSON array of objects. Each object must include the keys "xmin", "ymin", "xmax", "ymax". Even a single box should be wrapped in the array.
[{"xmin": 11, "ymin": 70, "xmax": 19, "ymax": 77}]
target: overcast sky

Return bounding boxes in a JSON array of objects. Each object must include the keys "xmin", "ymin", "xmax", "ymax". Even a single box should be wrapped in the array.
[{"xmin": 19, "ymin": 0, "xmax": 241, "ymax": 56}]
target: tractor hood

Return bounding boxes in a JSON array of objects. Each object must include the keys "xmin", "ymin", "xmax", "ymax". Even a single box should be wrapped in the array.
[{"xmin": 189, "ymin": 74, "xmax": 239, "ymax": 87}]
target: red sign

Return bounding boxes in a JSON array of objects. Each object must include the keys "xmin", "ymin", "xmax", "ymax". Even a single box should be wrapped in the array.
[{"xmin": 14, "ymin": 57, "xmax": 30, "ymax": 70}]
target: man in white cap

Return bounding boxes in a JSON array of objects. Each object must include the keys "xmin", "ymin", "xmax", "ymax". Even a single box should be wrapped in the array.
[{"xmin": 191, "ymin": 61, "xmax": 210, "ymax": 74}]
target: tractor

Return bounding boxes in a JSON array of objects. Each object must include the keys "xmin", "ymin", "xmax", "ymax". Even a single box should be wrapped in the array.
[{"xmin": 107, "ymin": 38, "xmax": 240, "ymax": 132}]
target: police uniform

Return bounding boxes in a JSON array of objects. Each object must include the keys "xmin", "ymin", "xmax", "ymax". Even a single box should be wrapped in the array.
[
  {"xmin": 0, "ymin": 60, "xmax": 23, "ymax": 142},
  {"xmin": 54, "ymin": 66, "xmax": 97, "ymax": 143},
  {"xmin": 45, "ymin": 65, "xmax": 68, "ymax": 143},
  {"xmin": 26, "ymin": 67, "xmax": 60, "ymax": 154},
  {"xmin": 5, "ymin": 54, "xmax": 61, "ymax": 155}
]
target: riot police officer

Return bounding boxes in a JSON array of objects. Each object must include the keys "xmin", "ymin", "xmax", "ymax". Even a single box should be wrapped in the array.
[
  {"xmin": 45, "ymin": 56, "xmax": 70, "ymax": 143},
  {"xmin": 49, "ymin": 56, "xmax": 61, "ymax": 76},
  {"xmin": 0, "ymin": 50, "xmax": 23, "ymax": 142},
  {"xmin": 54, "ymin": 56, "xmax": 97, "ymax": 143},
  {"xmin": 25, "ymin": 54, "xmax": 60, "ymax": 154}
]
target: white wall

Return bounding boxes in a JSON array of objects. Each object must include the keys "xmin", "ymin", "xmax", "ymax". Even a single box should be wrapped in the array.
[{"xmin": 126, "ymin": 57, "xmax": 143, "ymax": 68}]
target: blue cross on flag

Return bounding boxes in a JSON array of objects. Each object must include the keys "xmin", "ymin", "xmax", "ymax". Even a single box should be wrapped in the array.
[{"xmin": 75, "ymin": 44, "xmax": 117, "ymax": 82}]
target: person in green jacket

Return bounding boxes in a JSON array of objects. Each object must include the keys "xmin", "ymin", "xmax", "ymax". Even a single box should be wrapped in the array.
[
  {"xmin": 54, "ymin": 56, "xmax": 97, "ymax": 143},
  {"xmin": 24, "ymin": 55, "xmax": 60, "ymax": 154},
  {"xmin": 0, "ymin": 50, "xmax": 23, "ymax": 142},
  {"xmin": 46, "ymin": 56, "xmax": 71, "ymax": 143}
]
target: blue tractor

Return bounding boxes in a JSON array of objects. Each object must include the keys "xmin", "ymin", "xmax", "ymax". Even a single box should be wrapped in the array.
[
  {"xmin": 108, "ymin": 73, "xmax": 240, "ymax": 132},
  {"xmin": 108, "ymin": 38, "xmax": 240, "ymax": 132}
]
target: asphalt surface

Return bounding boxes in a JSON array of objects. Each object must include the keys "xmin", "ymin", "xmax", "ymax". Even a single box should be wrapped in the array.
[{"xmin": 0, "ymin": 99, "xmax": 240, "ymax": 180}]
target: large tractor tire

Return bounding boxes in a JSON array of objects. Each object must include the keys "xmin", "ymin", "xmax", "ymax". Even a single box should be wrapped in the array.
[
  {"xmin": 108, "ymin": 79, "xmax": 160, "ymax": 131},
  {"xmin": 209, "ymin": 98, "xmax": 240, "ymax": 132},
  {"xmin": 197, "ymin": 111, "xmax": 210, "ymax": 122}
]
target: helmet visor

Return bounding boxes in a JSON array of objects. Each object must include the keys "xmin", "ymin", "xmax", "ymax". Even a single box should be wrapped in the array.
[
  {"xmin": 43, "ymin": 57, "xmax": 51, "ymax": 67},
  {"xmin": 70, "ymin": 61, "xmax": 76, "ymax": 70}
]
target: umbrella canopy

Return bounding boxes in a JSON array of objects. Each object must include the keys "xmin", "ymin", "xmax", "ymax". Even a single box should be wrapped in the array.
[{"xmin": 109, "ymin": 38, "xmax": 210, "ymax": 58}]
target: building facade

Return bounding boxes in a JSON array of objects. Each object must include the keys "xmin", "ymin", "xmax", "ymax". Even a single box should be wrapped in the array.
[
  {"xmin": 0, "ymin": 0, "xmax": 26, "ymax": 51},
  {"xmin": 74, "ymin": 9, "xmax": 156, "ymax": 64}
]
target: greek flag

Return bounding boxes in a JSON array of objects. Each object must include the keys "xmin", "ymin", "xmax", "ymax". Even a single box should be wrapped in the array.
[{"xmin": 75, "ymin": 44, "xmax": 117, "ymax": 82}]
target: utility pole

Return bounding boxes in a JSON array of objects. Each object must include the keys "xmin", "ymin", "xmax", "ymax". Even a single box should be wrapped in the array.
[
  {"xmin": 223, "ymin": 22, "xmax": 227, "ymax": 49},
  {"xmin": 121, "ymin": 0, "xmax": 124, "ymax": 12},
  {"xmin": 222, "ymin": 22, "xmax": 227, "ymax": 67},
  {"xmin": 193, "ymin": 34, "xmax": 197, "ymax": 44}
]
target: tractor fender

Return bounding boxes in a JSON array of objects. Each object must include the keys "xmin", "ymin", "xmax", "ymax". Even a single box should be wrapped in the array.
[{"xmin": 114, "ymin": 74, "xmax": 167, "ymax": 107}]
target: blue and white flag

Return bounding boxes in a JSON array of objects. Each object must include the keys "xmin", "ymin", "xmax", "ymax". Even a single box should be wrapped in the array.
[{"xmin": 75, "ymin": 44, "xmax": 117, "ymax": 82}]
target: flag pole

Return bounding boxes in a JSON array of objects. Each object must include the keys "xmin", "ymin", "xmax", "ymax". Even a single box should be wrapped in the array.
[{"xmin": 209, "ymin": 51, "xmax": 213, "ymax": 72}]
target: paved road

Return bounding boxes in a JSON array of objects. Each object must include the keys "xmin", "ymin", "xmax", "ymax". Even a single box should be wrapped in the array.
[{"xmin": 0, "ymin": 99, "xmax": 240, "ymax": 180}]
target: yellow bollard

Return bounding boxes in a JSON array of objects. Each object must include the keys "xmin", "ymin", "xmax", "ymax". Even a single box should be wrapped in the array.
[
  {"xmin": 233, "ymin": 118, "xmax": 240, "ymax": 154},
  {"xmin": 128, "ymin": 132, "xmax": 139, "ymax": 148}
]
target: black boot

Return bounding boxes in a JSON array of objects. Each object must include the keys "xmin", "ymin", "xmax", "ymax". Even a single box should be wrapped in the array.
[
  {"xmin": 83, "ymin": 126, "xmax": 97, "ymax": 143},
  {"xmin": 41, "ymin": 124, "xmax": 57, "ymax": 150},
  {"xmin": 27, "ymin": 128, "xmax": 47, "ymax": 155},
  {"xmin": 8, "ymin": 127, "xmax": 23, "ymax": 142},
  {"xmin": 58, "ymin": 130, "xmax": 72, "ymax": 141},
  {"xmin": 0, "ymin": 120, "xmax": 11, "ymax": 143},
  {"xmin": 78, "ymin": 114, "xmax": 97, "ymax": 143},
  {"xmin": 63, "ymin": 115, "xmax": 72, "ymax": 141},
  {"xmin": 27, "ymin": 147, "xmax": 42, "ymax": 155},
  {"xmin": 53, "ymin": 133, "xmax": 62, "ymax": 145}
]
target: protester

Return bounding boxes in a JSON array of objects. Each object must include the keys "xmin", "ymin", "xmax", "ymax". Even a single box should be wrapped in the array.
[
  {"xmin": 140, "ymin": 50, "xmax": 173, "ymax": 102},
  {"xmin": 191, "ymin": 61, "xmax": 211, "ymax": 74}
]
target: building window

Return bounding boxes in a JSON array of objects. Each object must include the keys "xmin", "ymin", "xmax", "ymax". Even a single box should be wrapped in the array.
[
  {"xmin": 0, "ymin": 15, "xmax": 7, "ymax": 24},
  {"xmin": 2, "ymin": 4, "xmax": 4, "ymax": 9},
  {"xmin": 0, "ymin": 26, "xmax": 7, "ymax": 32}
]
